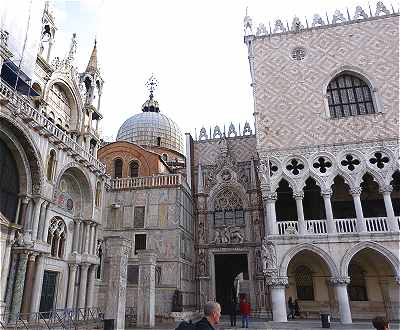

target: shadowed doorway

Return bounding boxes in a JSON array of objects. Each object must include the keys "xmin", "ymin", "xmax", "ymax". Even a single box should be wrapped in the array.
[{"xmin": 215, "ymin": 253, "xmax": 248, "ymax": 314}]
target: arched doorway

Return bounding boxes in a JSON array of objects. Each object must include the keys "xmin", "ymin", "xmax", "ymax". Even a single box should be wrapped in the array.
[
  {"xmin": 347, "ymin": 248, "xmax": 399, "ymax": 321},
  {"xmin": 286, "ymin": 249, "xmax": 336, "ymax": 319},
  {"xmin": 214, "ymin": 253, "xmax": 248, "ymax": 314}
]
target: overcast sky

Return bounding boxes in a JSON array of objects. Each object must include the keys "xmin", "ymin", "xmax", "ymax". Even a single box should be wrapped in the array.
[{"xmin": 49, "ymin": 0, "xmax": 397, "ymax": 140}]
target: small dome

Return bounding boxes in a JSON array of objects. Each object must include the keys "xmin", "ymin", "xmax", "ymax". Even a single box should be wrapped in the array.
[{"xmin": 116, "ymin": 112, "xmax": 184, "ymax": 154}]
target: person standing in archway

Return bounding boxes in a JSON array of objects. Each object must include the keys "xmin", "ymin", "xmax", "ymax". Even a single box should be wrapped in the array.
[
  {"xmin": 228, "ymin": 295, "xmax": 237, "ymax": 327},
  {"xmin": 239, "ymin": 297, "xmax": 251, "ymax": 328}
]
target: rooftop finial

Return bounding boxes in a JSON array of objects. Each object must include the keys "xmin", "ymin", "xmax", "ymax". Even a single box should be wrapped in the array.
[{"xmin": 145, "ymin": 74, "xmax": 159, "ymax": 99}]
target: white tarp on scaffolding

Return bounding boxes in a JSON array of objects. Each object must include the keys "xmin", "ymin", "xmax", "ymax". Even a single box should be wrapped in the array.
[{"xmin": 0, "ymin": 0, "xmax": 45, "ymax": 78}]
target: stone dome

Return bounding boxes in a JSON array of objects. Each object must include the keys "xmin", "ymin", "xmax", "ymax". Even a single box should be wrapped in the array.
[{"xmin": 116, "ymin": 111, "xmax": 184, "ymax": 154}]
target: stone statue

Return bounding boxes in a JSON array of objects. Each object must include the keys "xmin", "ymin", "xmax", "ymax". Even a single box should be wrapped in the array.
[
  {"xmin": 229, "ymin": 226, "xmax": 244, "ymax": 243},
  {"xmin": 172, "ymin": 289, "xmax": 183, "ymax": 312},
  {"xmin": 261, "ymin": 238, "xmax": 277, "ymax": 271},
  {"xmin": 198, "ymin": 250, "xmax": 206, "ymax": 276}
]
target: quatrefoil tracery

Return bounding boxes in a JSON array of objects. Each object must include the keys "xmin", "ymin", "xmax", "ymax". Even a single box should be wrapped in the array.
[
  {"xmin": 313, "ymin": 157, "xmax": 332, "ymax": 173},
  {"xmin": 369, "ymin": 152, "xmax": 389, "ymax": 169},
  {"xmin": 341, "ymin": 154, "xmax": 360, "ymax": 171},
  {"xmin": 286, "ymin": 159, "xmax": 304, "ymax": 175}
]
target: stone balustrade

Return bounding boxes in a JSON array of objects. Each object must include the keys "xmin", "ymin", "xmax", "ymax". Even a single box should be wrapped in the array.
[
  {"xmin": 0, "ymin": 79, "xmax": 106, "ymax": 174},
  {"xmin": 276, "ymin": 217, "xmax": 398, "ymax": 235},
  {"xmin": 109, "ymin": 174, "xmax": 182, "ymax": 190}
]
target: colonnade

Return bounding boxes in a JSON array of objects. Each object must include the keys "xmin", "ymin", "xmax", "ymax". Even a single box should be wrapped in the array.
[{"xmin": 263, "ymin": 184, "xmax": 398, "ymax": 235}]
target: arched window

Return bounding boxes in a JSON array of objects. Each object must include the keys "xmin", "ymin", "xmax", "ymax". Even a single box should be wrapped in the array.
[
  {"xmin": 114, "ymin": 158, "xmax": 123, "ymax": 178},
  {"xmin": 0, "ymin": 139, "xmax": 19, "ymax": 222},
  {"xmin": 46, "ymin": 149, "xmax": 56, "ymax": 181},
  {"xmin": 213, "ymin": 189, "xmax": 244, "ymax": 227},
  {"xmin": 327, "ymin": 73, "xmax": 375, "ymax": 118},
  {"xmin": 348, "ymin": 263, "xmax": 368, "ymax": 301},
  {"xmin": 129, "ymin": 161, "xmax": 139, "ymax": 178},
  {"xmin": 295, "ymin": 265, "xmax": 314, "ymax": 300},
  {"xmin": 95, "ymin": 181, "xmax": 102, "ymax": 207},
  {"xmin": 47, "ymin": 218, "xmax": 66, "ymax": 258}
]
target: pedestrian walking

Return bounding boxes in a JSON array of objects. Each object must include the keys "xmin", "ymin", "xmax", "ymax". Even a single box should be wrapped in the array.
[
  {"xmin": 229, "ymin": 296, "xmax": 237, "ymax": 327},
  {"xmin": 372, "ymin": 316, "xmax": 390, "ymax": 330},
  {"xmin": 294, "ymin": 299, "xmax": 300, "ymax": 318}
]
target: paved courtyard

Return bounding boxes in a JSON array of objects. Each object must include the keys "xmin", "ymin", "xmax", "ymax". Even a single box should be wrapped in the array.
[{"xmin": 131, "ymin": 318, "xmax": 400, "ymax": 330}]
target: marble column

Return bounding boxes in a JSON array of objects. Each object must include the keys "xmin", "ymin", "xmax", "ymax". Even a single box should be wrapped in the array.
[
  {"xmin": 266, "ymin": 276, "xmax": 288, "ymax": 322},
  {"xmin": 86, "ymin": 265, "xmax": 97, "ymax": 308},
  {"xmin": 321, "ymin": 189, "xmax": 336, "ymax": 234},
  {"xmin": 30, "ymin": 254, "xmax": 45, "ymax": 317},
  {"xmin": 41, "ymin": 203, "xmax": 51, "ymax": 242},
  {"xmin": 89, "ymin": 224, "xmax": 96, "ymax": 255},
  {"xmin": 38, "ymin": 201, "xmax": 49, "ymax": 241},
  {"xmin": 21, "ymin": 253, "xmax": 37, "ymax": 316},
  {"xmin": 294, "ymin": 192, "xmax": 306, "ymax": 235},
  {"xmin": 380, "ymin": 185, "xmax": 399, "ymax": 232},
  {"xmin": 137, "ymin": 250, "xmax": 157, "ymax": 328},
  {"xmin": 264, "ymin": 192, "xmax": 277, "ymax": 235},
  {"xmin": 73, "ymin": 219, "xmax": 81, "ymax": 253},
  {"xmin": 350, "ymin": 187, "xmax": 367, "ymax": 233},
  {"xmin": 31, "ymin": 198, "xmax": 44, "ymax": 241},
  {"xmin": 83, "ymin": 222, "xmax": 90, "ymax": 254},
  {"xmin": 330, "ymin": 277, "xmax": 352, "ymax": 324},
  {"xmin": 9, "ymin": 252, "xmax": 29, "ymax": 321},
  {"xmin": 78, "ymin": 263, "xmax": 90, "ymax": 309},
  {"xmin": 1, "ymin": 232, "xmax": 15, "ymax": 302},
  {"xmin": 4, "ymin": 252, "xmax": 18, "ymax": 307},
  {"xmin": 105, "ymin": 236, "xmax": 131, "ymax": 330},
  {"xmin": 18, "ymin": 197, "xmax": 30, "ymax": 227},
  {"xmin": 66, "ymin": 264, "xmax": 78, "ymax": 309}
]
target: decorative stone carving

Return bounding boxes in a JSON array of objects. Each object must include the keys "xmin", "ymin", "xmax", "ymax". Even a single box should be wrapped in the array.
[
  {"xmin": 286, "ymin": 158, "xmax": 305, "ymax": 176},
  {"xmin": 375, "ymin": 1, "xmax": 390, "ymax": 16},
  {"xmin": 291, "ymin": 17, "xmax": 304, "ymax": 32},
  {"xmin": 198, "ymin": 249, "xmax": 207, "ymax": 276},
  {"xmin": 244, "ymin": 12, "xmax": 253, "ymax": 36},
  {"xmin": 198, "ymin": 221, "xmax": 206, "ymax": 244},
  {"xmin": 214, "ymin": 190, "xmax": 242, "ymax": 210},
  {"xmin": 349, "ymin": 187, "xmax": 362, "ymax": 196},
  {"xmin": 213, "ymin": 125, "xmax": 222, "ymax": 139},
  {"xmin": 256, "ymin": 23, "xmax": 267, "ymax": 36},
  {"xmin": 369, "ymin": 151, "xmax": 390, "ymax": 169},
  {"xmin": 228, "ymin": 123, "xmax": 237, "ymax": 137},
  {"xmin": 353, "ymin": 6, "xmax": 368, "ymax": 20},
  {"xmin": 199, "ymin": 127, "xmax": 208, "ymax": 140},
  {"xmin": 261, "ymin": 238, "xmax": 277, "ymax": 273},
  {"xmin": 211, "ymin": 226, "xmax": 244, "ymax": 244},
  {"xmin": 273, "ymin": 19, "xmax": 286, "ymax": 33},
  {"xmin": 379, "ymin": 185, "xmax": 393, "ymax": 194},
  {"xmin": 265, "ymin": 276, "xmax": 288, "ymax": 287},
  {"xmin": 332, "ymin": 10, "xmax": 346, "ymax": 24},
  {"xmin": 312, "ymin": 14, "xmax": 325, "ymax": 27},
  {"xmin": 330, "ymin": 276, "xmax": 351, "ymax": 286},
  {"xmin": 242, "ymin": 122, "xmax": 253, "ymax": 135}
]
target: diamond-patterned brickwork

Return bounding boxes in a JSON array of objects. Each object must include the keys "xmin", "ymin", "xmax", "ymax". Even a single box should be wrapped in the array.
[{"xmin": 252, "ymin": 15, "xmax": 399, "ymax": 152}]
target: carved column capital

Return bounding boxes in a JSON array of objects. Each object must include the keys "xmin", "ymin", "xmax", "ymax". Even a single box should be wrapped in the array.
[
  {"xmin": 321, "ymin": 189, "xmax": 333, "ymax": 197},
  {"xmin": 349, "ymin": 187, "xmax": 362, "ymax": 196},
  {"xmin": 263, "ymin": 192, "xmax": 277, "ymax": 201},
  {"xmin": 68, "ymin": 263, "xmax": 79, "ymax": 271},
  {"xmin": 379, "ymin": 185, "xmax": 393, "ymax": 194},
  {"xmin": 293, "ymin": 192, "xmax": 304, "ymax": 200},
  {"xmin": 265, "ymin": 276, "xmax": 288, "ymax": 288},
  {"xmin": 329, "ymin": 276, "xmax": 350, "ymax": 286}
]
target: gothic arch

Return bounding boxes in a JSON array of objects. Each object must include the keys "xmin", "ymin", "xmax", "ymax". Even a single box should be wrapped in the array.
[
  {"xmin": 271, "ymin": 174, "xmax": 297, "ymax": 193},
  {"xmin": 207, "ymin": 181, "xmax": 249, "ymax": 211},
  {"xmin": 0, "ymin": 115, "xmax": 43, "ymax": 195},
  {"xmin": 279, "ymin": 243, "xmax": 339, "ymax": 277},
  {"xmin": 355, "ymin": 170, "xmax": 385, "ymax": 189},
  {"xmin": 340, "ymin": 241, "xmax": 400, "ymax": 278}
]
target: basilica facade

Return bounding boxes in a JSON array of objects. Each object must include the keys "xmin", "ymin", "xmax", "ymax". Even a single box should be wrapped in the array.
[{"xmin": 0, "ymin": 1, "xmax": 399, "ymax": 328}]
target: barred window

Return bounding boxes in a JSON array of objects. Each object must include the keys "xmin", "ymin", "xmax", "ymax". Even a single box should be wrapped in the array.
[
  {"xmin": 295, "ymin": 265, "xmax": 314, "ymax": 300},
  {"xmin": 327, "ymin": 73, "xmax": 375, "ymax": 118},
  {"xmin": 134, "ymin": 234, "xmax": 146, "ymax": 254},
  {"xmin": 348, "ymin": 263, "xmax": 368, "ymax": 301}
]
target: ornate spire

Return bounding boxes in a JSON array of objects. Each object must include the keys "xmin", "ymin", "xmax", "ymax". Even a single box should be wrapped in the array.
[
  {"xmin": 85, "ymin": 39, "xmax": 98, "ymax": 72},
  {"xmin": 65, "ymin": 33, "xmax": 77, "ymax": 64},
  {"xmin": 142, "ymin": 75, "xmax": 160, "ymax": 112}
]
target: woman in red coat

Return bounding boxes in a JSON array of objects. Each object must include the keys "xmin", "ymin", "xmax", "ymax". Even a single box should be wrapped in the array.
[{"xmin": 239, "ymin": 297, "xmax": 251, "ymax": 328}]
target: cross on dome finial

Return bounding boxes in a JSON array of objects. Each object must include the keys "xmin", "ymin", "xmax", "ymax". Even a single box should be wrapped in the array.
[{"xmin": 145, "ymin": 75, "xmax": 158, "ymax": 99}]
